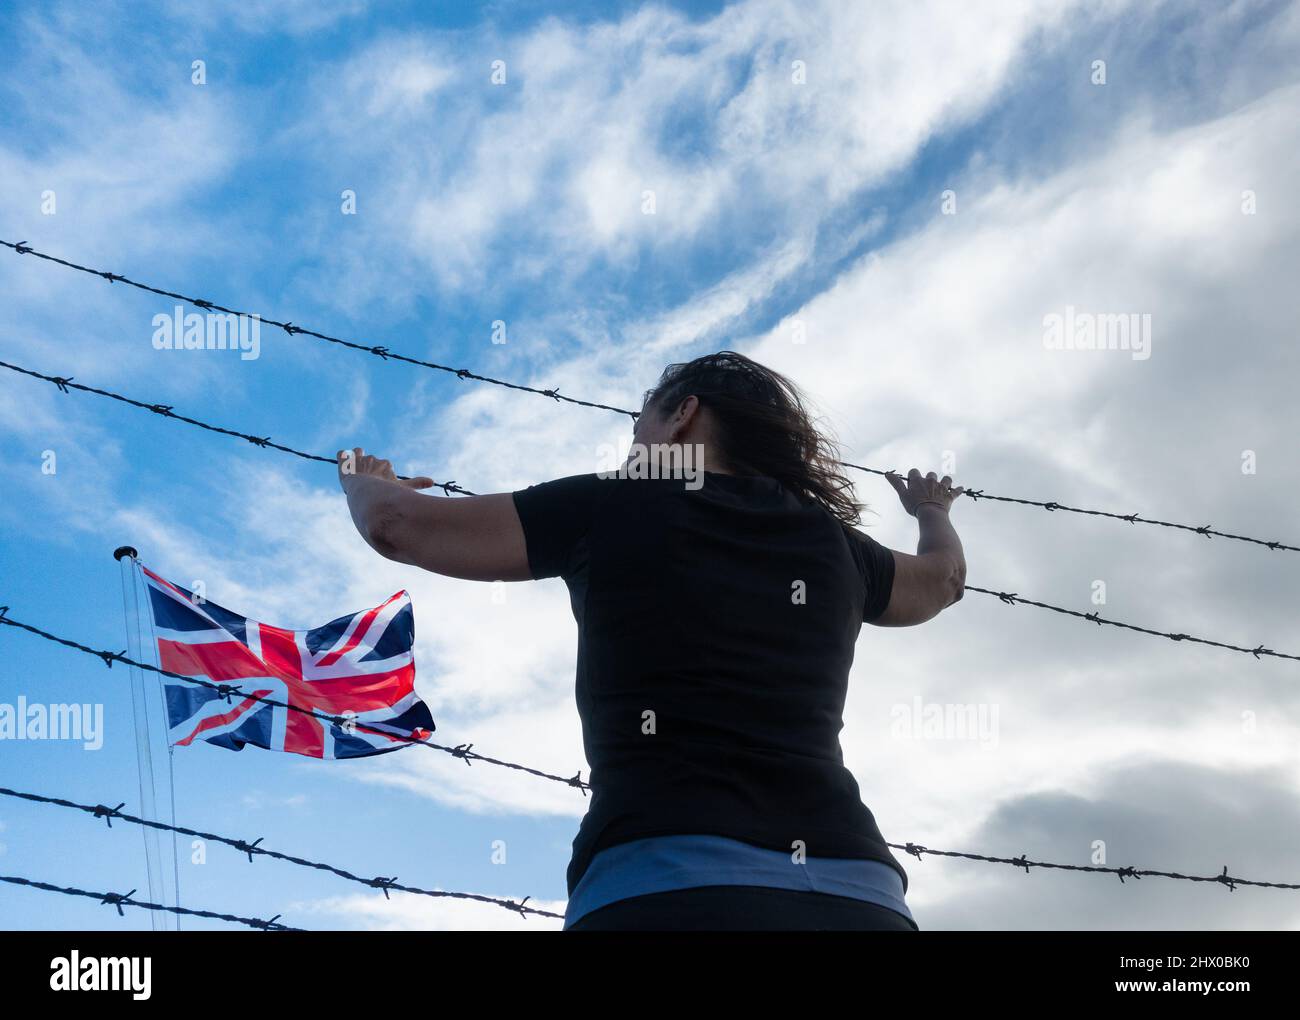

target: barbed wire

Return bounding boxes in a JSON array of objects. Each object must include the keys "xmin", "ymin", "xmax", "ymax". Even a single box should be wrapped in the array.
[
  {"xmin": 0, "ymin": 785, "xmax": 562, "ymax": 920},
  {"xmin": 843, "ymin": 464, "xmax": 1298, "ymax": 554},
  {"xmin": 0, "ymin": 359, "xmax": 1292, "ymax": 666},
  {"xmin": 0, "ymin": 873, "xmax": 301, "ymax": 929},
  {"xmin": 963, "ymin": 586, "xmax": 1299, "ymax": 662},
  {"xmin": 888, "ymin": 843, "xmax": 1300, "ymax": 891},
  {"xmin": 0, "ymin": 608, "xmax": 592, "ymax": 794},
  {"xmin": 0, "ymin": 359, "xmax": 475, "ymax": 496},
  {"xmin": 4, "ymin": 242, "xmax": 1296, "ymax": 923},
  {"xmin": 4, "ymin": 239, "xmax": 1296, "ymax": 555},
  {"xmin": 0, "ymin": 239, "xmax": 632, "ymax": 417},
  {"xmin": 4, "ymin": 784, "xmax": 1294, "ymax": 911}
]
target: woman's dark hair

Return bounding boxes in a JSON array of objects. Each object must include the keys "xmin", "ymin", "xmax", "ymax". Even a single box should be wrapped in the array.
[{"xmin": 641, "ymin": 351, "xmax": 864, "ymax": 526}]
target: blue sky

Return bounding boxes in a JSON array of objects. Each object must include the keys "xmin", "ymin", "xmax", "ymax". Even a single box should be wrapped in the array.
[{"xmin": 1, "ymin": 0, "xmax": 1299, "ymax": 930}]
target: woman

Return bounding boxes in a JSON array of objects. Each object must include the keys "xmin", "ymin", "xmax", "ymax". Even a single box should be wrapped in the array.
[{"xmin": 337, "ymin": 351, "xmax": 966, "ymax": 931}]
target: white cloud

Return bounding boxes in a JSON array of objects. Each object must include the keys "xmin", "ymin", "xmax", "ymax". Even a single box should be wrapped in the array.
[{"xmin": 292, "ymin": 0, "xmax": 1114, "ymax": 296}]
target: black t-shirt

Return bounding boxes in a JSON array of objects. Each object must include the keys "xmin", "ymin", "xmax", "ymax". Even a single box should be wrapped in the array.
[{"xmin": 511, "ymin": 470, "xmax": 908, "ymax": 895}]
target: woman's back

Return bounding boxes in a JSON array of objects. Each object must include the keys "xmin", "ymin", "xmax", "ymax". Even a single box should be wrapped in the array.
[{"xmin": 510, "ymin": 470, "xmax": 907, "ymax": 896}]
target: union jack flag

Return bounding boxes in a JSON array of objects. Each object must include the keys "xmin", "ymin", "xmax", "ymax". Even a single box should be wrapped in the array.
[{"xmin": 141, "ymin": 566, "xmax": 435, "ymax": 758}]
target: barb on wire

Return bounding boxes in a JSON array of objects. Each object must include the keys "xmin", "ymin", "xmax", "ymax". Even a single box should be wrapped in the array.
[
  {"xmin": 0, "ymin": 239, "xmax": 635, "ymax": 418},
  {"xmin": 0, "ymin": 359, "xmax": 474, "ymax": 496},
  {"xmin": 4, "ymin": 239, "xmax": 1296, "ymax": 554},
  {"xmin": 0, "ymin": 873, "xmax": 302, "ymax": 930},
  {"xmin": 963, "ymin": 585, "xmax": 1299, "ymax": 662},
  {"xmin": 0, "ymin": 785, "xmax": 563, "ymax": 920},
  {"xmin": 892, "ymin": 843, "xmax": 1300, "ymax": 891},
  {"xmin": 0, "ymin": 609, "xmax": 593, "ymax": 794}
]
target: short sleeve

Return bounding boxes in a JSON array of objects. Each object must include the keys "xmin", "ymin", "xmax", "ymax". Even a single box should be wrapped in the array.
[
  {"xmin": 846, "ymin": 526, "xmax": 897, "ymax": 623},
  {"xmin": 511, "ymin": 473, "xmax": 610, "ymax": 580}
]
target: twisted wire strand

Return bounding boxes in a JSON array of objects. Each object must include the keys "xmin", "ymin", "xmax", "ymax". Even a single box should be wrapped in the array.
[
  {"xmin": 0, "ymin": 873, "xmax": 301, "ymax": 929},
  {"xmin": 963, "ymin": 585, "xmax": 1299, "ymax": 662},
  {"xmin": 0, "ymin": 359, "xmax": 475, "ymax": 495},
  {"xmin": 0, "ymin": 239, "xmax": 631, "ymax": 417},
  {"xmin": 0, "ymin": 785, "xmax": 562, "ymax": 919},
  {"xmin": 890, "ymin": 843, "xmax": 1299, "ymax": 891}
]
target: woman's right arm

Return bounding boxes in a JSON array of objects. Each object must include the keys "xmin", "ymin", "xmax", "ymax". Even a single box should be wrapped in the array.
[
  {"xmin": 338, "ymin": 449, "xmax": 532, "ymax": 582},
  {"xmin": 870, "ymin": 469, "xmax": 967, "ymax": 627}
]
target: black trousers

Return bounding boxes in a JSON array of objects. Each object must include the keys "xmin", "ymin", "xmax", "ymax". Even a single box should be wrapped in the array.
[{"xmin": 566, "ymin": 884, "xmax": 920, "ymax": 931}]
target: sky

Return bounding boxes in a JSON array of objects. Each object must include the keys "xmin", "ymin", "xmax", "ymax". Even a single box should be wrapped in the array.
[{"xmin": 0, "ymin": 0, "xmax": 1298, "ymax": 931}]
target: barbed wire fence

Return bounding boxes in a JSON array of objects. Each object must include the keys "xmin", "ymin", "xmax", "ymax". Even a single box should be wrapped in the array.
[
  {"xmin": 1, "ymin": 359, "xmax": 1295, "ymax": 663},
  {"xmin": 4, "ymin": 239, "xmax": 1296, "ymax": 554},
  {"xmin": 2, "ymin": 239, "xmax": 1297, "ymax": 929},
  {"xmin": 2, "ymin": 778, "xmax": 1294, "ymax": 935},
  {"xmin": 0, "ymin": 786, "xmax": 563, "ymax": 919}
]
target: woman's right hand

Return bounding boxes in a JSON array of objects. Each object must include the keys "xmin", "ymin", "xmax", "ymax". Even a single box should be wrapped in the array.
[{"xmin": 885, "ymin": 468, "xmax": 965, "ymax": 516}]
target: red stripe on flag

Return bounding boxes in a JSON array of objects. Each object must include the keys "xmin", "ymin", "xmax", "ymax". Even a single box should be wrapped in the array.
[
  {"xmin": 158, "ymin": 638, "xmax": 273, "ymax": 683},
  {"xmin": 292, "ymin": 664, "xmax": 417, "ymax": 711},
  {"xmin": 315, "ymin": 591, "xmax": 406, "ymax": 668},
  {"xmin": 258, "ymin": 625, "xmax": 324, "ymax": 757},
  {"xmin": 175, "ymin": 690, "xmax": 272, "ymax": 746}
]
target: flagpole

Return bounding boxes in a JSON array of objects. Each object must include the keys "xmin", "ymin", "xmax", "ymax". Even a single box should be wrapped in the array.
[
  {"xmin": 114, "ymin": 546, "xmax": 171, "ymax": 931},
  {"xmin": 137, "ymin": 556, "xmax": 184, "ymax": 929}
]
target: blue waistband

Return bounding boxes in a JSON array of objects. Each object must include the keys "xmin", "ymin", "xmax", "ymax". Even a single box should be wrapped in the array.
[{"xmin": 564, "ymin": 833, "xmax": 914, "ymax": 928}]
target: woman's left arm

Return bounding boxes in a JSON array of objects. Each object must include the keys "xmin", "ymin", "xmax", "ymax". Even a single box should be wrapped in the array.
[{"xmin": 338, "ymin": 448, "xmax": 532, "ymax": 582}]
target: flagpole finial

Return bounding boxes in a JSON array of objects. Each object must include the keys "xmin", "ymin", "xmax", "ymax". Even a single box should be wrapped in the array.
[{"xmin": 112, "ymin": 545, "xmax": 139, "ymax": 561}]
